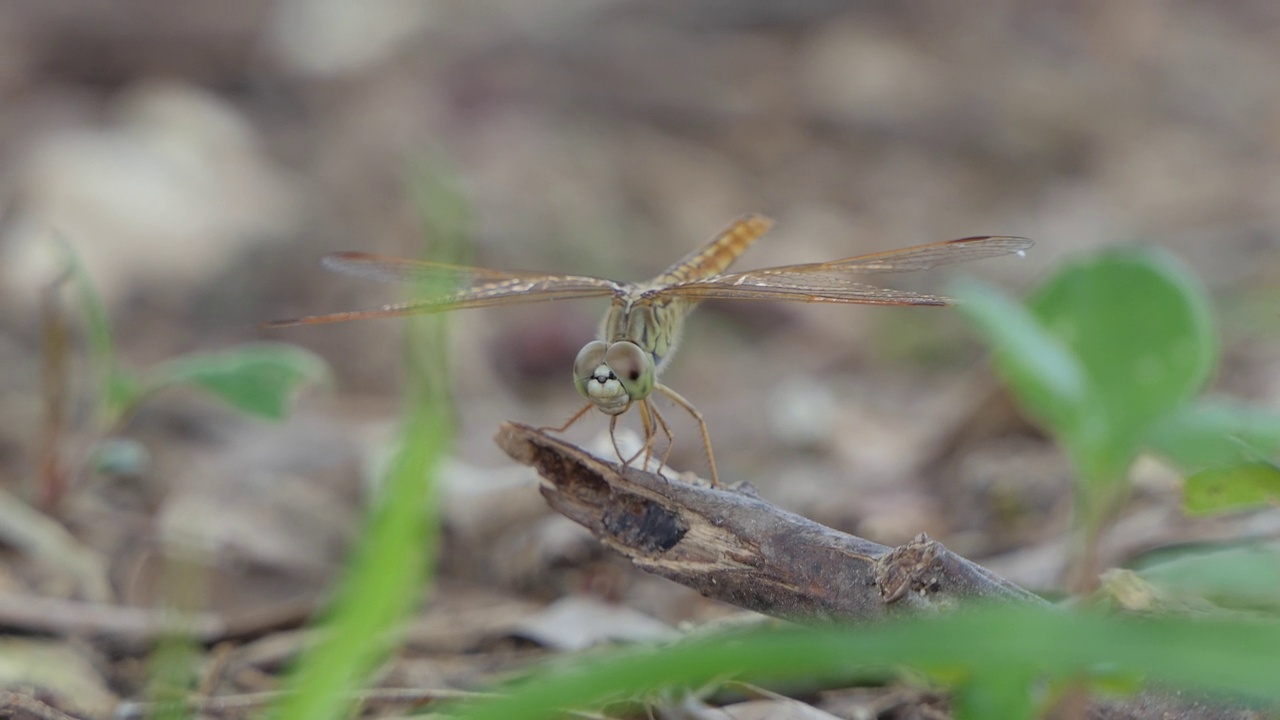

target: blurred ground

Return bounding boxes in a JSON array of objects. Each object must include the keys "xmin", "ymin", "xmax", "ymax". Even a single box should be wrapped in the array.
[{"xmin": 1, "ymin": 1, "xmax": 1280, "ymax": 716}]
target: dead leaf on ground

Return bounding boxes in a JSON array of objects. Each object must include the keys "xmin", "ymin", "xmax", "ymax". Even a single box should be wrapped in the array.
[
  {"xmin": 0, "ymin": 637, "xmax": 117, "ymax": 717},
  {"xmin": 510, "ymin": 594, "xmax": 678, "ymax": 651}
]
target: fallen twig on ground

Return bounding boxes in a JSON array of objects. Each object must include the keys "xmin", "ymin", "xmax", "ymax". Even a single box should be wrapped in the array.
[
  {"xmin": 495, "ymin": 422, "xmax": 1038, "ymax": 619},
  {"xmin": 494, "ymin": 422, "xmax": 1259, "ymax": 720},
  {"xmin": 0, "ymin": 591, "xmax": 315, "ymax": 651}
]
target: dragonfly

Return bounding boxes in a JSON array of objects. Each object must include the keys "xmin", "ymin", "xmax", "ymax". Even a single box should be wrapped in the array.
[{"xmin": 264, "ymin": 215, "xmax": 1032, "ymax": 486}]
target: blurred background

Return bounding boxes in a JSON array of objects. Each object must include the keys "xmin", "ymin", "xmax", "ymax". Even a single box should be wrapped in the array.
[{"xmin": 2, "ymin": 0, "xmax": 1280, "ymax": 698}]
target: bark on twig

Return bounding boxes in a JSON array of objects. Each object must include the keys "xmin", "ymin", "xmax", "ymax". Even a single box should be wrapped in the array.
[
  {"xmin": 494, "ymin": 422, "xmax": 1259, "ymax": 720},
  {"xmin": 495, "ymin": 422, "xmax": 1039, "ymax": 620}
]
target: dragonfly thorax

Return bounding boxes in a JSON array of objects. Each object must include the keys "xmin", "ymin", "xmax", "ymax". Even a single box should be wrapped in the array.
[
  {"xmin": 573, "ymin": 340, "xmax": 655, "ymax": 415},
  {"xmin": 602, "ymin": 294, "xmax": 689, "ymax": 375}
]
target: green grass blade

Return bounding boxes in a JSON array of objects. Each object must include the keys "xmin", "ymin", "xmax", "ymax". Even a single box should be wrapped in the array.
[
  {"xmin": 271, "ymin": 396, "xmax": 447, "ymax": 720},
  {"xmin": 447, "ymin": 605, "xmax": 1280, "ymax": 720}
]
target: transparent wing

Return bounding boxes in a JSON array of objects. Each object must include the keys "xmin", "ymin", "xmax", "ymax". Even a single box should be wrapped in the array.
[
  {"xmin": 262, "ymin": 252, "xmax": 622, "ymax": 327},
  {"xmin": 654, "ymin": 236, "xmax": 1032, "ymax": 306},
  {"xmin": 654, "ymin": 274, "xmax": 954, "ymax": 306},
  {"xmin": 803, "ymin": 235, "xmax": 1034, "ymax": 274},
  {"xmin": 318, "ymin": 252, "xmax": 540, "ymax": 284}
]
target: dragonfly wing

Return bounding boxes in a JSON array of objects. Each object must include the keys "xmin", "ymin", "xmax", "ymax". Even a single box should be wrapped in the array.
[
  {"xmin": 322, "ymin": 251, "xmax": 573, "ymax": 283},
  {"xmin": 263, "ymin": 252, "xmax": 622, "ymax": 327},
  {"xmin": 779, "ymin": 236, "xmax": 1034, "ymax": 275},
  {"xmin": 656, "ymin": 272, "xmax": 954, "ymax": 306},
  {"xmin": 650, "ymin": 235, "xmax": 1031, "ymax": 306}
]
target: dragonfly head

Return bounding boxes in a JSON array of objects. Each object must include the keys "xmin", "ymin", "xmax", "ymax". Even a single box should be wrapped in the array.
[{"xmin": 573, "ymin": 340, "xmax": 654, "ymax": 415}]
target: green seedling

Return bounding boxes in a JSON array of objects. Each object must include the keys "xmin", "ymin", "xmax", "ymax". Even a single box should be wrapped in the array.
[
  {"xmin": 40, "ymin": 238, "xmax": 329, "ymax": 512},
  {"xmin": 957, "ymin": 245, "xmax": 1280, "ymax": 596}
]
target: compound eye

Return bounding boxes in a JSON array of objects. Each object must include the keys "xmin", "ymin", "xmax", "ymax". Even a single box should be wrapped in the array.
[
  {"xmin": 572, "ymin": 341, "xmax": 609, "ymax": 398},
  {"xmin": 605, "ymin": 341, "xmax": 654, "ymax": 400}
]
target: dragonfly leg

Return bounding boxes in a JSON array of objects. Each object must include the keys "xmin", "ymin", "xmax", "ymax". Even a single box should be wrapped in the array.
[
  {"xmin": 634, "ymin": 397, "xmax": 655, "ymax": 466},
  {"xmin": 632, "ymin": 399, "xmax": 674, "ymax": 476},
  {"xmin": 546, "ymin": 401, "xmax": 646, "ymax": 472},
  {"xmin": 611, "ymin": 414, "xmax": 638, "ymax": 468},
  {"xmin": 637, "ymin": 400, "xmax": 655, "ymax": 468},
  {"xmin": 654, "ymin": 383, "xmax": 719, "ymax": 486},
  {"xmin": 647, "ymin": 400, "xmax": 676, "ymax": 471},
  {"xmin": 541, "ymin": 402, "xmax": 594, "ymax": 434}
]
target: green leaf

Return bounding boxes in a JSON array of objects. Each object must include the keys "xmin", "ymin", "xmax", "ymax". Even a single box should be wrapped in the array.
[
  {"xmin": 144, "ymin": 343, "xmax": 330, "ymax": 420},
  {"xmin": 952, "ymin": 667, "xmax": 1037, "ymax": 720},
  {"xmin": 104, "ymin": 371, "xmax": 144, "ymax": 423},
  {"xmin": 952, "ymin": 278, "xmax": 1089, "ymax": 439},
  {"xmin": 1145, "ymin": 399, "xmax": 1280, "ymax": 472},
  {"xmin": 1028, "ymin": 247, "xmax": 1216, "ymax": 454},
  {"xmin": 1132, "ymin": 543, "xmax": 1280, "ymax": 613},
  {"xmin": 1183, "ymin": 462, "xmax": 1280, "ymax": 516},
  {"xmin": 960, "ymin": 247, "xmax": 1217, "ymax": 487}
]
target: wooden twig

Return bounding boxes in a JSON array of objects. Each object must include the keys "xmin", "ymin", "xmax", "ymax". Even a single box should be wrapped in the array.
[
  {"xmin": 0, "ymin": 592, "xmax": 315, "ymax": 652},
  {"xmin": 112, "ymin": 687, "xmax": 492, "ymax": 720},
  {"xmin": 495, "ymin": 422, "xmax": 1039, "ymax": 621},
  {"xmin": 493, "ymin": 423, "xmax": 1258, "ymax": 720}
]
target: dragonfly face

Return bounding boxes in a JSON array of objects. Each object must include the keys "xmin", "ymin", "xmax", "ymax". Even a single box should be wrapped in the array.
[
  {"xmin": 262, "ymin": 214, "xmax": 1033, "ymax": 486},
  {"xmin": 572, "ymin": 340, "xmax": 653, "ymax": 416}
]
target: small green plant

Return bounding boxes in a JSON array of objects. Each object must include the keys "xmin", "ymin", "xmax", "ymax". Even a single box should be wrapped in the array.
[
  {"xmin": 47, "ymin": 238, "xmax": 328, "ymax": 511},
  {"xmin": 27, "ymin": 240, "xmax": 333, "ymax": 718},
  {"xmin": 955, "ymin": 246, "xmax": 1280, "ymax": 591}
]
